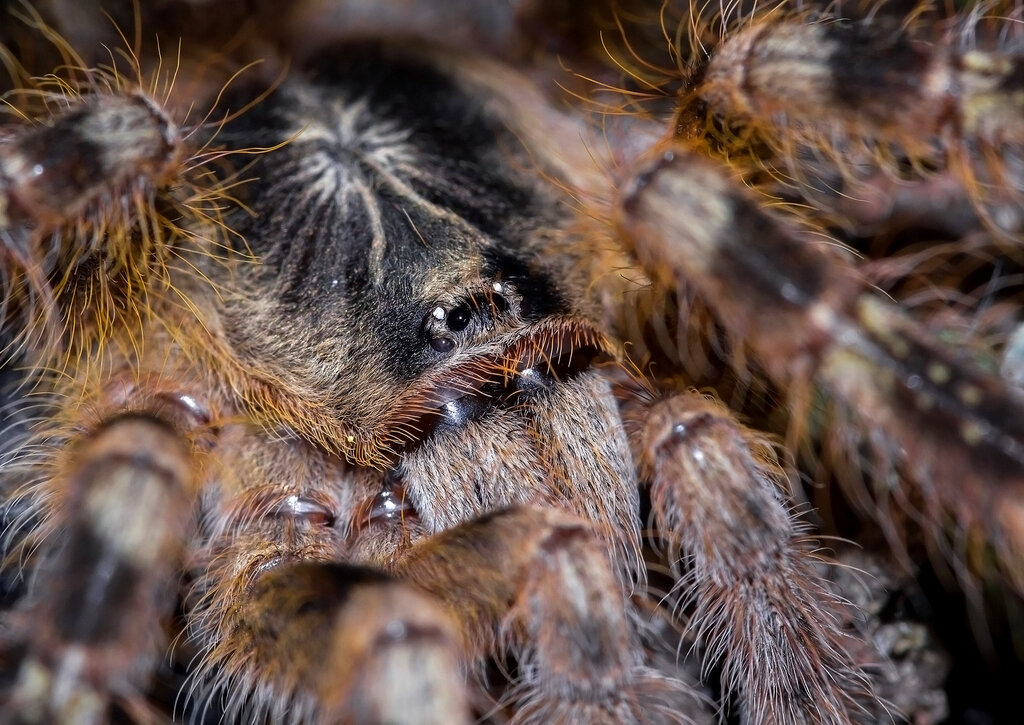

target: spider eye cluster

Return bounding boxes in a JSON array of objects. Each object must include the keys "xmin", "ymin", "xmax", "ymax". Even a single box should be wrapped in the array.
[{"xmin": 421, "ymin": 281, "xmax": 516, "ymax": 354}]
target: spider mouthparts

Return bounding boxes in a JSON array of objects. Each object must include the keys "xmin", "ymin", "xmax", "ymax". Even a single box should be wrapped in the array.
[{"xmin": 391, "ymin": 319, "xmax": 609, "ymax": 452}]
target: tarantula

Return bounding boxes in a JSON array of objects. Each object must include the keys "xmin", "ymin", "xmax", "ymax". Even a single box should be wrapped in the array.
[{"xmin": 1, "ymin": 0, "xmax": 1022, "ymax": 722}]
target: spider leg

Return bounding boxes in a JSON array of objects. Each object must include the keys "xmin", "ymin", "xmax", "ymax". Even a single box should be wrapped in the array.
[
  {"xmin": 618, "ymin": 146, "xmax": 1024, "ymax": 592},
  {"xmin": 0, "ymin": 94, "xmax": 180, "ymax": 233},
  {"xmin": 696, "ymin": 8, "xmax": 1024, "ymax": 236},
  {"xmin": 392, "ymin": 368, "xmax": 645, "ymax": 582},
  {"xmin": 195, "ymin": 561, "xmax": 468, "ymax": 725},
  {"xmin": 0, "ymin": 410, "xmax": 196, "ymax": 724},
  {"xmin": 639, "ymin": 392, "xmax": 877, "ymax": 724},
  {"xmin": 0, "ymin": 88, "xmax": 184, "ymax": 363},
  {"xmin": 184, "ymin": 427, "xmax": 467, "ymax": 724},
  {"xmin": 396, "ymin": 505, "xmax": 708, "ymax": 724},
  {"xmin": 702, "ymin": 10, "xmax": 1024, "ymax": 148}
]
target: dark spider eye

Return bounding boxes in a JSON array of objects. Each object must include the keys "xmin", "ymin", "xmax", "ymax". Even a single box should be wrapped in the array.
[
  {"xmin": 429, "ymin": 336, "xmax": 456, "ymax": 353},
  {"xmin": 490, "ymin": 293, "xmax": 509, "ymax": 314},
  {"xmin": 446, "ymin": 304, "xmax": 471, "ymax": 332},
  {"xmin": 423, "ymin": 306, "xmax": 459, "ymax": 353}
]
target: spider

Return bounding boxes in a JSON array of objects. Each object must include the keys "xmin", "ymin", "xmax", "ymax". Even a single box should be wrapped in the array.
[{"xmin": 0, "ymin": 0, "xmax": 1021, "ymax": 722}]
